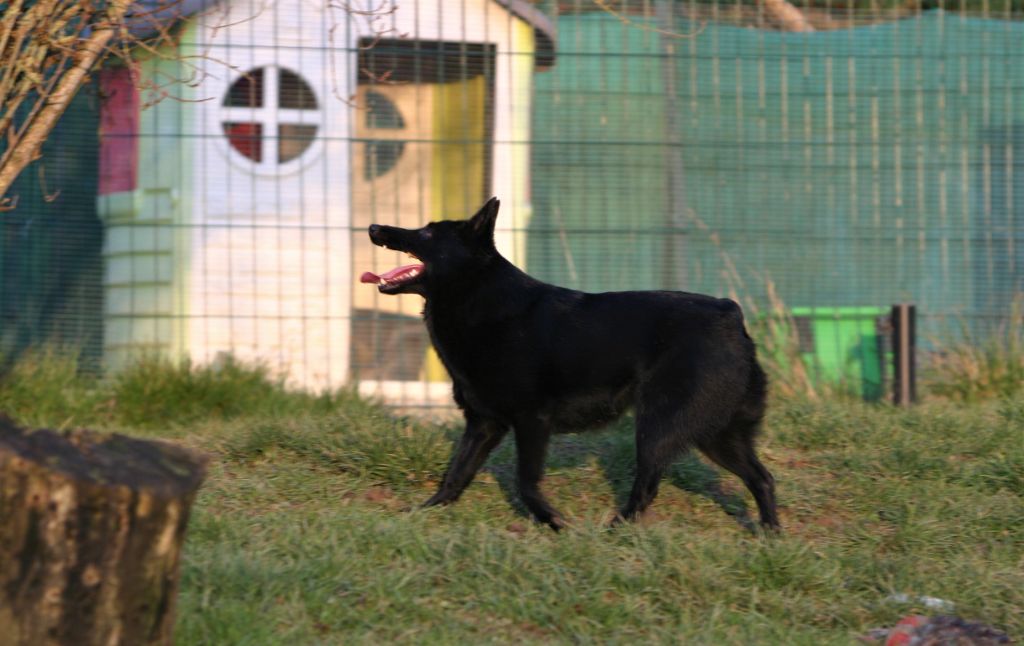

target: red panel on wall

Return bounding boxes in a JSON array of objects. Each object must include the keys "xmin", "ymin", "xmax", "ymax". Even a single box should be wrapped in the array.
[{"xmin": 98, "ymin": 67, "xmax": 139, "ymax": 195}]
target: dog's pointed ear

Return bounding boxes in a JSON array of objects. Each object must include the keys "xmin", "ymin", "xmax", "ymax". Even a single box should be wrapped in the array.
[{"xmin": 469, "ymin": 197, "xmax": 500, "ymax": 239}]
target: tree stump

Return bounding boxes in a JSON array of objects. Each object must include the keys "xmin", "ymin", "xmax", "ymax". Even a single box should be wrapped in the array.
[{"xmin": 0, "ymin": 415, "xmax": 208, "ymax": 646}]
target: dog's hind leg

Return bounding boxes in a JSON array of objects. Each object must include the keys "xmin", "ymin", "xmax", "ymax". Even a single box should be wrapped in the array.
[
  {"xmin": 615, "ymin": 408, "xmax": 684, "ymax": 523},
  {"xmin": 697, "ymin": 423, "xmax": 779, "ymax": 531},
  {"xmin": 618, "ymin": 366, "xmax": 741, "ymax": 524},
  {"xmin": 424, "ymin": 412, "xmax": 507, "ymax": 508},
  {"xmin": 696, "ymin": 364, "xmax": 779, "ymax": 531},
  {"xmin": 513, "ymin": 423, "xmax": 565, "ymax": 531}
]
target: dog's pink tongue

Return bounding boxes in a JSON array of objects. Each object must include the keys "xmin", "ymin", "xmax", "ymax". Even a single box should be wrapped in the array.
[{"xmin": 360, "ymin": 264, "xmax": 423, "ymax": 284}]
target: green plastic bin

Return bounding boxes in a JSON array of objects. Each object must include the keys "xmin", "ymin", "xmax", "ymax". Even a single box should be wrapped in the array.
[{"xmin": 790, "ymin": 306, "xmax": 889, "ymax": 400}]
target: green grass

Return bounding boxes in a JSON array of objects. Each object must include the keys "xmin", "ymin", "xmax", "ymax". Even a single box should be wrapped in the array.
[
  {"xmin": 924, "ymin": 302, "xmax": 1024, "ymax": 403},
  {"xmin": 0, "ymin": 351, "xmax": 355, "ymax": 430},
  {"xmin": 1, "ymin": 357, "xmax": 1022, "ymax": 644}
]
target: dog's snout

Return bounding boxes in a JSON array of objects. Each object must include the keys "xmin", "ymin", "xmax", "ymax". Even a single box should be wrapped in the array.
[{"xmin": 368, "ymin": 224, "xmax": 381, "ymax": 237}]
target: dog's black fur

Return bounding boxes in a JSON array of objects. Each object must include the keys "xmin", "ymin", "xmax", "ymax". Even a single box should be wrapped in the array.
[{"xmin": 366, "ymin": 198, "xmax": 779, "ymax": 531}]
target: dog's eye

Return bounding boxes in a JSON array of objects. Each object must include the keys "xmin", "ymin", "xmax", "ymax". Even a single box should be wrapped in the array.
[{"xmin": 419, "ymin": 228, "xmax": 433, "ymax": 239}]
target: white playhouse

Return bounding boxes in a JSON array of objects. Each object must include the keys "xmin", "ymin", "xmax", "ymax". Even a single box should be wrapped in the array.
[{"xmin": 98, "ymin": 0, "xmax": 555, "ymax": 400}]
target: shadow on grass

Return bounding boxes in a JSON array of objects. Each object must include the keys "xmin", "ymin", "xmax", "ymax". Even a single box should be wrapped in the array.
[
  {"xmin": 481, "ymin": 428, "xmax": 755, "ymax": 532},
  {"xmin": 665, "ymin": 454, "xmax": 757, "ymax": 532}
]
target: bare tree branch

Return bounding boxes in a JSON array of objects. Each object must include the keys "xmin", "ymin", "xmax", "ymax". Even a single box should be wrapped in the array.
[
  {"xmin": 0, "ymin": 0, "xmax": 132, "ymax": 198},
  {"xmin": 0, "ymin": 0, "xmax": 403, "ymax": 206}
]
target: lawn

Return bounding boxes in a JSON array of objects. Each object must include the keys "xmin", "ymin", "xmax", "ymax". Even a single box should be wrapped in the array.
[{"xmin": 1, "ymin": 355, "xmax": 1022, "ymax": 644}]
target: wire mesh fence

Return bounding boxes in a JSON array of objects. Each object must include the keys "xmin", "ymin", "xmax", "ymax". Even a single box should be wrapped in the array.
[{"xmin": 1, "ymin": 0, "xmax": 1022, "ymax": 407}]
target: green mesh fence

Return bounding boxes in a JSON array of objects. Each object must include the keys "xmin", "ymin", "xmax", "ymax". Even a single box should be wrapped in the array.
[
  {"xmin": 530, "ymin": 10, "xmax": 1024, "ymax": 341},
  {"xmin": 1, "ymin": 4, "xmax": 1022, "ymax": 404}
]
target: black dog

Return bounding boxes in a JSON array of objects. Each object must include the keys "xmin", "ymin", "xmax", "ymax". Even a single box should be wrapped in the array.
[{"xmin": 362, "ymin": 198, "xmax": 779, "ymax": 531}]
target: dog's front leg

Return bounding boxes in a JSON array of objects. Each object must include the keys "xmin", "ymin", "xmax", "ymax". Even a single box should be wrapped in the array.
[
  {"xmin": 514, "ymin": 423, "xmax": 566, "ymax": 531},
  {"xmin": 423, "ymin": 412, "xmax": 507, "ymax": 508}
]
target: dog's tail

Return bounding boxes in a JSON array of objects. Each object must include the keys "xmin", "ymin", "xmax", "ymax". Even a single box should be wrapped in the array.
[{"xmin": 729, "ymin": 300, "xmax": 769, "ymax": 410}]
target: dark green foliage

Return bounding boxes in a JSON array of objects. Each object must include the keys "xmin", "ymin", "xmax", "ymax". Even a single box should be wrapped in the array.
[{"xmin": 0, "ymin": 88, "xmax": 103, "ymax": 373}]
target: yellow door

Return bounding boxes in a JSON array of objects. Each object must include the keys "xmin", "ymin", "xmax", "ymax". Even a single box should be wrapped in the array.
[{"xmin": 350, "ymin": 73, "xmax": 488, "ymax": 382}]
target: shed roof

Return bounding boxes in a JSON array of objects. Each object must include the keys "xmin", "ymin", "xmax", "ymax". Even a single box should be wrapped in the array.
[{"xmin": 124, "ymin": 0, "xmax": 556, "ymax": 67}]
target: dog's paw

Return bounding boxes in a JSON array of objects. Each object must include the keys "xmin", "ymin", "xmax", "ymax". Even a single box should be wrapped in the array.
[
  {"xmin": 545, "ymin": 515, "xmax": 567, "ymax": 532},
  {"xmin": 421, "ymin": 490, "xmax": 456, "ymax": 508},
  {"xmin": 607, "ymin": 509, "xmax": 641, "ymax": 529},
  {"xmin": 529, "ymin": 510, "xmax": 567, "ymax": 532},
  {"xmin": 756, "ymin": 520, "xmax": 782, "ymax": 537}
]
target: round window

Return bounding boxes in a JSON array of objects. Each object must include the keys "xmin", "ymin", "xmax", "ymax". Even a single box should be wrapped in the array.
[
  {"xmin": 222, "ymin": 67, "xmax": 319, "ymax": 165},
  {"xmin": 363, "ymin": 90, "xmax": 405, "ymax": 179}
]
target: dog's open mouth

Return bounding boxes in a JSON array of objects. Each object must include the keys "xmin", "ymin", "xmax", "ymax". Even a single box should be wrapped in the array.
[{"xmin": 360, "ymin": 263, "xmax": 424, "ymax": 292}]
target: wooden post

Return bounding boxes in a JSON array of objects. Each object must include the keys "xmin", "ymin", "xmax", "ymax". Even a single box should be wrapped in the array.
[
  {"xmin": 891, "ymin": 303, "xmax": 917, "ymax": 406},
  {"xmin": 0, "ymin": 415, "xmax": 207, "ymax": 646}
]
